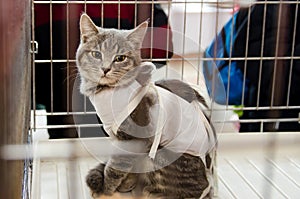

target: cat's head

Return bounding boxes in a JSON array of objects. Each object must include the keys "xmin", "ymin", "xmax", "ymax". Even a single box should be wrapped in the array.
[{"xmin": 76, "ymin": 14, "xmax": 148, "ymax": 95}]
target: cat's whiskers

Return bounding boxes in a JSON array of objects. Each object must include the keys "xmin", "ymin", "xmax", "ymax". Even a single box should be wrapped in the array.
[{"xmin": 64, "ymin": 71, "xmax": 80, "ymax": 83}]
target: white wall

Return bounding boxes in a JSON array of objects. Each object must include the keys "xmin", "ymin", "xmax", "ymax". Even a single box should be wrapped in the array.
[{"xmin": 169, "ymin": 3, "xmax": 232, "ymax": 55}]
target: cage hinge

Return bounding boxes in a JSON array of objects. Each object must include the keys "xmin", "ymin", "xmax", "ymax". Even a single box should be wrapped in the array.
[{"xmin": 30, "ymin": 41, "xmax": 38, "ymax": 54}]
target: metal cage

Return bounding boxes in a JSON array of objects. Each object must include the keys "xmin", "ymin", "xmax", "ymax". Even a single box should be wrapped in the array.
[
  {"xmin": 31, "ymin": 0, "xmax": 300, "ymax": 134},
  {"xmin": 27, "ymin": 0, "xmax": 300, "ymax": 198}
]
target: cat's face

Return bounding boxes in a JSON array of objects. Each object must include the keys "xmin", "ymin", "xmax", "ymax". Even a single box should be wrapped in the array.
[{"xmin": 76, "ymin": 14, "xmax": 148, "ymax": 92}]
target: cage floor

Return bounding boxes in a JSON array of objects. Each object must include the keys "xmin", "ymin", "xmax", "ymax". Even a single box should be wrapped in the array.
[{"xmin": 31, "ymin": 133, "xmax": 300, "ymax": 199}]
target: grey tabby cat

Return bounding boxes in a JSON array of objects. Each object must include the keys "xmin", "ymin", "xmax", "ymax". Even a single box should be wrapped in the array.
[{"xmin": 76, "ymin": 14, "xmax": 216, "ymax": 198}]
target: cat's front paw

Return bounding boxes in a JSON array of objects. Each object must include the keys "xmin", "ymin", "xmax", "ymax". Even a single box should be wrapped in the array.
[
  {"xmin": 86, "ymin": 164, "xmax": 105, "ymax": 197},
  {"xmin": 117, "ymin": 173, "xmax": 138, "ymax": 193}
]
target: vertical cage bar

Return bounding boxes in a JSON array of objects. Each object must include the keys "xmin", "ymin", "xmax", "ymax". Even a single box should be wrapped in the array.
[
  {"xmin": 118, "ymin": 0, "xmax": 121, "ymax": 29},
  {"xmin": 260, "ymin": 121, "xmax": 264, "ymax": 133},
  {"xmin": 134, "ymin": 0, "xmax": 137, "ymax": 27},
  {"xmin": 66, "ymin": 0, "xmax": 76, "ymax": 191},
  {"xmin": 67, "ymin": 0, "xmax": 70, "ymax": 113},
  {"xmin": 84, "ymin": 0, "xmax": 87, "ymax": 12},
  {"xmin": 270, "ymin": 1, "xmax": 283, "ymax": 108},
  {"xmin": 137, "ymin": 0, "xmax": 151, "ymax": 63},
  {"xmin": 257, "ymin": 0, "xmax": 268, "ymax": 109},
  {"xmin": 209, "ymin": 0, "xmax": 221, "ymax": 120},
  {"xmin": 50, "ymin": 0, "xmax": 54, "ymax": 113},
  {"xmin": 241, "ymin": 5, "xmax": 252, "ymax": 106},
  {"xmin": 150, "ymin": 0, "xmax": 154, "ymax": 61},
  {"xmin": 84, "ymin": 0, "xmax": 88, "ymax": 113},
  {"xmin": 165, "ymin": 0, "xmax": 172, "ymax": 78},
  {"xmin": 197, "ymin": 0, "xmax": 204, "ymax": 85},
  {"xmin": 286, "ymin": 0, "xmax": 299, "ymax": 106},
  {"xmin": 101, "ymin": 0, "xmax": 104, "ymax": 27},
  {"xmin": 181, "ymin": 0, "xmax": 188, "ymax": 80},
  {"xmin": 226, "ymin": 5, "xmax": 235, "ymax": 107}
]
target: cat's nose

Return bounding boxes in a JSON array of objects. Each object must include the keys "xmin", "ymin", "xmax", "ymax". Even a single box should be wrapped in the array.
[{"xmin": 102, "ymin": 68, "xmax": 110, "ymax": 75}]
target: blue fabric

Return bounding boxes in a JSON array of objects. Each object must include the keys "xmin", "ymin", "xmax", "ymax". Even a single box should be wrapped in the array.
[{"xmin": 203, "ymin": 12, "xmax": 249, "ymax": 105}]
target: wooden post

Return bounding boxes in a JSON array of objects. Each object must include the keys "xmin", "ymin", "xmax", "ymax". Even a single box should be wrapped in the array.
[{"xmin": 0, "ymin": 0, "xmax": 31, "ymax": 198}]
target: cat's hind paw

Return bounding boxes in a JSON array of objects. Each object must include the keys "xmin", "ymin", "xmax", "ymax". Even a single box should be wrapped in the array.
[{"xmin": 86, "ymin": 163, "xmax": 105, "ymax": 197}]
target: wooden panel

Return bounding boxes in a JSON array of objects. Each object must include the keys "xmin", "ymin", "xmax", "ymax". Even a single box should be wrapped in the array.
[{"xmin": 0, "ymin": 0, "xmax": 31, "ymax": 198}]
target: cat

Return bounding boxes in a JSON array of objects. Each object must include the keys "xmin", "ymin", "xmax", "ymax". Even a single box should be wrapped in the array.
[{"xmin": 76, "ymin": 14, "xmax": 216, "ymax": 199}]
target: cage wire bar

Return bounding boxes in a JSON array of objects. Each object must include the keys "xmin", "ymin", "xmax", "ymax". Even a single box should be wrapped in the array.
[{"xmin": 31, "ymin": 0, "xmax": 300, "ymax": 133}]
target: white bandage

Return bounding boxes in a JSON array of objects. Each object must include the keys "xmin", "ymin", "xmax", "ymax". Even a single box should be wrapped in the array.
[{"xmin": 89, "ymin": 62, "xmax": 215, "ymax": 159}]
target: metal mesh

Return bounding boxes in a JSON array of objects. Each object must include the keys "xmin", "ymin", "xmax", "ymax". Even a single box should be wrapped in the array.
[{"xmin": 31, "ymin": 0, "xmax": 300, "ymax": 135}]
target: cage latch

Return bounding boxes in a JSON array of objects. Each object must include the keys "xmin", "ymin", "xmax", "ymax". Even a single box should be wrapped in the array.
[{"xmin": 30, "ymin": 41, "xmax": 38, "ymax": 54}]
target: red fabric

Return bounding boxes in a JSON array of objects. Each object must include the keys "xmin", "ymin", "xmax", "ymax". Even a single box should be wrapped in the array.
[
  {"xmin": 142, "ymin": 25, "xmax": 173, "ymax": 58},
  {"xmin": 35, "ymin": 1, "xmax": 135, "ymax": 27},
  {"xmin": 34, "ymin": 0, "xmax": 173, "ymax": 59}
]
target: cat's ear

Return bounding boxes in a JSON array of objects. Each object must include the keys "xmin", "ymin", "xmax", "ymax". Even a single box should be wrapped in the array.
[
  {"xmin": 127, "ymin": 20, "xmax": 148, "ymax": 49},
  {"xmin": 80, "ymin": 14, "xmax": 99, "ymax": 43}
]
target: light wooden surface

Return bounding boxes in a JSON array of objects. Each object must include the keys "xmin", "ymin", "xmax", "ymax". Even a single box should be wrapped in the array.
[{"xmin": 31, "ymin": 133, "xmax": 300, "ymax": 199}]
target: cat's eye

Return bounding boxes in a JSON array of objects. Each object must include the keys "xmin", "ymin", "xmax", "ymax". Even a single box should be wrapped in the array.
[
  {"xmin": 91, "ymin": 51, "xmax": 102, "ymax": 59},
  {"xmin": 114, "ymin": 55, "xmax": 127, "ymax": 62}
]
